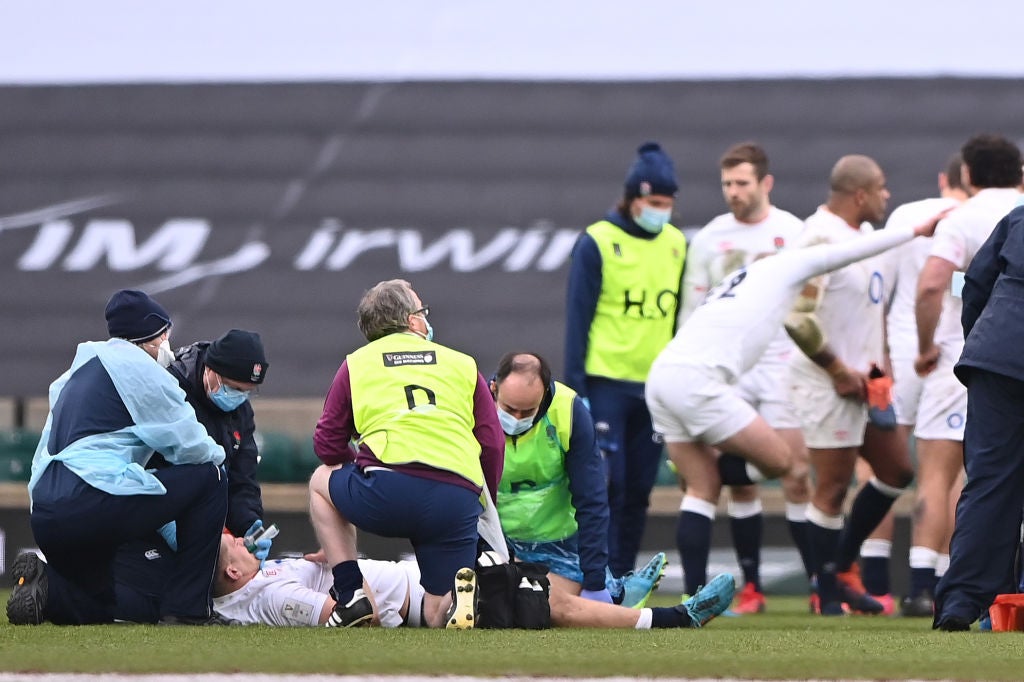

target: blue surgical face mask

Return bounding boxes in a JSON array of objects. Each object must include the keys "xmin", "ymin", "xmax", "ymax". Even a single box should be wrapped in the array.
[
  {"xmin": 633, "ymin": 205, "xmax": 671, "ymax": 234},
  {"xmin": 497, "ymin": 408, "xmax": 535, "ymax": 436},
  {"xmin": 209, "ymin": 383, "xmax": 250, "ymax": 412},
  {"xmin": 412, "ymin": 312, "xmax": 434, "ymax": 342}
]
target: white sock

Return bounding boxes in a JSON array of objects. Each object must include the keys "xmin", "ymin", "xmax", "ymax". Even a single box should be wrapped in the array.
[
  {"xmin": 861, "ymin": 539, "xmax": 892, "ymax": 559},
  {"xmin": 680, "ymin": 495, "xmax": 717, "ymax": 520},
  {"xmin": 806, "ymin": 504, "xmax": 844, "ymax": 530},
  {"xmin": 727, "ymin": 498, "xmax": 763, "ymax": 519},
  {"xmin": 909, "ymin": 546, "xmax": 939, "ymax": 569},
  {"xmin": 635, "ymin": 608, "xmax": 653, "ymax": 629},
  {"xmin": 869, "ymin": 476, "xmax": 906, "ymax": 499},
  {"xmin": 785, "ymin": 502, "xmax": 808, "ymax": 523},
  {"xmin": 935, "ymin": 553, "xmax": 951, "ymax": 577}
]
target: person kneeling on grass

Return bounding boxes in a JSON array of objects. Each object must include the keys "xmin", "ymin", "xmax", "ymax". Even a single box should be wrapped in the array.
[
  {"xmin": 310, "ymin": 279, "xmax": 505, "ymax": 629},
  {"xmin": 212, "ymin": 534, "xmax": 736, "ymax": 629},
  {"xmin": 490, "ymin": 351, "xmax": 669, "ymax": 608}
]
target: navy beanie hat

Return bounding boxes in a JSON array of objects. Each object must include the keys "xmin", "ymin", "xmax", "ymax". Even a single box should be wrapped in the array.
[
  {"xmin": 624, "ymin": 142, "xmax": 679, "ymax": 199},
  {"xmin": 205, "ymin": 329, "xmax": 269, "ymax": 384},
  {"xmin": 105, "ymin": 289, "xmax": 172, "ymax": 342}
]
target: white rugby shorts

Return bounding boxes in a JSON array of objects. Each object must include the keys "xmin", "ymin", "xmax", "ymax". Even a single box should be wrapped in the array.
[
  {"xmin": 737, "ymin": 360, "xmax": 802, "ymax": 430},
  {"xmin": 789, "ymin": 365, "xmax": 867, "ymax": 449},
  {"xmin": 646, "ymin": 362, "xmax": 757, "ymax": 444},
  {"xmin": 913, "ymin": 360, "xmax": 966, "ymax": 442}
]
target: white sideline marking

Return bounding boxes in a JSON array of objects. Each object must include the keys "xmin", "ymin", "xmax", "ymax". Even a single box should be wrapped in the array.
[{"xmin": 0, "ymin": 671, "xmax": 954, "ymax": 675}]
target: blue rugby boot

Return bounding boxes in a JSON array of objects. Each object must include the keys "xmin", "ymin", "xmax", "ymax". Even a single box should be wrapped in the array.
[
  {"xmin": 680, "ymin": 573, "xmax": 736, "ymax": 627},
  {"xmin": 619, "ymin": 552, "xmax": 669, "ymax": 608}
]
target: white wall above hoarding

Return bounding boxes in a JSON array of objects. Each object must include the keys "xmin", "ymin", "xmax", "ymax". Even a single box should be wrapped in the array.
[{"xmin": 2, "ymin": 0, "xmax": 1023, "ymax": 83}]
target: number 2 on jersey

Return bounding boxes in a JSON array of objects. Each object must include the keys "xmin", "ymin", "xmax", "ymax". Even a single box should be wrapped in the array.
[{"xmin": 703, "ymin": 267, "xmax": 748, "ymax": 305}]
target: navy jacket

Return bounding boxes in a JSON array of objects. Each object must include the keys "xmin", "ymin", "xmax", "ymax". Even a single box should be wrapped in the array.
[
  {"xmin": 167, "ymin": 342, "xmax": 263, "ymax": 535},
  {"xmin": 957, "ymin": 205, "xmax": 1024, "ymax": 385}
]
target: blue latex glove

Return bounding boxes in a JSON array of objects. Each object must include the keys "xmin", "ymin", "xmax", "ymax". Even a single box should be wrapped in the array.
[
  {"xmin": 244, "ymin": 519, "xmax": 273, "ymax": 566},
  {"xmin": 580, "ymin": 397, "xmax": 591, "ymax": 412},
  {"xmin": 580, "ymin": 588, "xmax": 613, "ymax": 604},
  {"xmin": 157, "ymin": 521, "xmax": 178, "ymax": 552}
]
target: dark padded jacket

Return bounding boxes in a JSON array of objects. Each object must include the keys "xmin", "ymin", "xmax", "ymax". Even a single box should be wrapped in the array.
[
  {"xmin": 167, "ymin": 342, "xmax": 263, "ymax": 536},
  {"xmin": 957, "ymin": 205, "xmax": 1024, "ymax": 384}
]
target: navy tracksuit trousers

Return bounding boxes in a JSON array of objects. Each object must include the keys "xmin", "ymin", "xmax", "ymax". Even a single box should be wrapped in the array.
[
  {"xmin": 30, "ymin": 460, "xmax": 227, "ymax": 624},
  {"xmin": 935, "ymin": 369, "xmax": 1024, "ymax": 626},
  {"xmin": 588, "ymin": 378, "xmax": 664, "ymax": 576}
]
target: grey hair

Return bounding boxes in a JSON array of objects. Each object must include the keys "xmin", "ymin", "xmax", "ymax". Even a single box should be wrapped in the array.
[{"xmin": 357, "ymin": 279, "xmax": 419, "ymax": 341}]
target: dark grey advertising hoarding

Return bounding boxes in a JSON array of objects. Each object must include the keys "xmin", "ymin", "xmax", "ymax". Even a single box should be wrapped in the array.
[{"xmin": 2, "ymin": 79, "xmax": 1023, "ymax": 397}]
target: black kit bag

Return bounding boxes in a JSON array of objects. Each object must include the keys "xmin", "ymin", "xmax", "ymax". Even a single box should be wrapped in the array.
[{"xmin": 475, "ymin": 560, "xmax": 551, "ymax": 629}]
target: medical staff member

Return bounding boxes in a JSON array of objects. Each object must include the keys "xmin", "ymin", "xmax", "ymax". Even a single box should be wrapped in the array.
[
  {"xmin": 492, "ymin": 351, "xmax": 669, "ymax": 608},
  {"xmin": 11, "ymin": 289, "xmax": 227, "ymax": 626},
  {"xmin": 168, "ymin": 328, "xmax": 273, "ymax": 560},
  {"xmin": 564, "ymin": 141, "xmax": 687, "ymax": 575},
  {"xmin": 493, "ymin": 352, "xmax": 608, "ymax": 600},
  {"xmin": 310, "ymin": 279, "xmax": 504, "ymax": 629}
]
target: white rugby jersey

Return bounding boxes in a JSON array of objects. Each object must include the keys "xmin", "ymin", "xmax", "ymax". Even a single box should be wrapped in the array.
[
  {"xmin": 681, "ymin": 206, "xmax": 805, "ymax": 322},
  {"xmin": 788, "ymin": 207, "xmax": 889, "ymax": 379},
  {"xmin": 929, "ymin": 188, "xmax": 1022, "ymax": 356},
  {"xmin": 882, "ymin": 197, "xmax": 961, "ymax": 360},
  {"xmin": 653, "ymin": 218, "xmax": 922, "ymax": 383},
  {"xmin": 680, "ymin": 207, "xmax": 805, "ymax": 367},
  {"xmin": 213, "ymin": 558, "xmax": 420, "ymax": 627}
]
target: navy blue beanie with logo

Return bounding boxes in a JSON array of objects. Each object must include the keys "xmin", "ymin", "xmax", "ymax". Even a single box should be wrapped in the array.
[
  {"xmin": 104, "ymin": 289, "xmax": 172, "ymax": 342},
  {"xmin": 205, "ymin": 329, "xmax": 269, "ymax": 384},
  {"xmin": 624, "ymin": 142, "xmax": 679, "ymax": 199}
]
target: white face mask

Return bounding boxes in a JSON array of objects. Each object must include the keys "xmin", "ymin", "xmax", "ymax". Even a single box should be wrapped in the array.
[{"xmin": 147, "ymin": 339, "xmax": 175, "ymax": 368}]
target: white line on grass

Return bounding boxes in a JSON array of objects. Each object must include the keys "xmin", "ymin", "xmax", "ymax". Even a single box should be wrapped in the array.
[{"xmin": 0, "ymin": 671, "xmax": 958, "ymax": 675}]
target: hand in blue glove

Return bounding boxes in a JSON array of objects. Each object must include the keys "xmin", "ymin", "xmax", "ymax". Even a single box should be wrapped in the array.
[
  {"xmin": 157, "ymin": 521, "xmax": 178, "ymax": 552},
  {"xmin": 244, "ymin": 519, "xmax": 273, "ymax": 566},
  {"xmin": 580, "ymin": 397, "xmax": 591, "ymax": 412},
  {"xmin": 580, "ymin": 588, "xmax": 613, "ymax": 603}
]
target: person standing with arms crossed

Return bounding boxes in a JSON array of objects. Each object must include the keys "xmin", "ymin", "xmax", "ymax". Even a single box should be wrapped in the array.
[{"xmin": 564, "ymin": 142, "xmax": 687, "ymax": 576}]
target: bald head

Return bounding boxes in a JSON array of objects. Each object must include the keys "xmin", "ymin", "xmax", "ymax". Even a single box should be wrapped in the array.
[
  {"xmin": 491, "ymin": 351, "xmax": 552, "ymax": 422},
  {"xmin": 829, "ymin": 155, "xmax": 883, "ymax": 194},
  {"xmin": 826, "ymin": 154, "xmax": 890, "ymax": 224}
]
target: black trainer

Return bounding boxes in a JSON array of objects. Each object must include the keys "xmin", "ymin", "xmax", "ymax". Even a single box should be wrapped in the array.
[
  {"xmin": 936, "ymin": 615, "xmax": 971, "ymax": 632},
  {"xmin": 901, "ymin": 592, "xmax": 935, "ymax": 618},
  {"xmin": 325, "ymin": 587, "xmax": 373, "ymax": 627},
  {"xmin": 6, "ymin": 552, "xmax": 48, "ymax": 625}
]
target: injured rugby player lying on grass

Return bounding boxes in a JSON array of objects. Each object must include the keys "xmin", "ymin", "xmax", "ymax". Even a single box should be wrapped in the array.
[{"xmin": 212, "ymin": 534, "xmax": 735, "ymax": 629}]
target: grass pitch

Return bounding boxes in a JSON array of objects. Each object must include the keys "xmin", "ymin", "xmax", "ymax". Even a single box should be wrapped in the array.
[{"xmin": 1, "ymin": 591, "xmax": 1018, "ymax": 680}]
